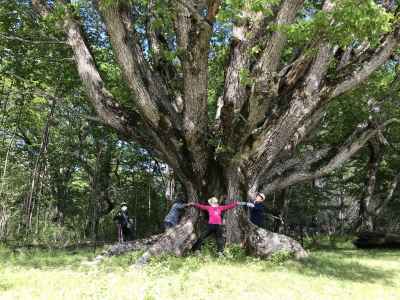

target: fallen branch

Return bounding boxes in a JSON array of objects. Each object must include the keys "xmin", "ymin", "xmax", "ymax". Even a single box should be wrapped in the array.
[{"xmin": 102, "ymin": 234, "xmax": 163, "ymax": 257}]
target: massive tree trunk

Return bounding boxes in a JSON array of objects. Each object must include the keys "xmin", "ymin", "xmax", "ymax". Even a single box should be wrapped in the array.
[
  {"xmin": 224, "ymin": 164, "xmax": 246, "ymax": 244},
  {"xmin": 31, "ymin": 0, "xmax": 400, "ymax": 262}
]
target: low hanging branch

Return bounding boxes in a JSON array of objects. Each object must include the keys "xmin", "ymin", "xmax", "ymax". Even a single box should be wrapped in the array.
[{"xmin": 262, "ymin": 119, "xmax": 400, "ymax": 195}]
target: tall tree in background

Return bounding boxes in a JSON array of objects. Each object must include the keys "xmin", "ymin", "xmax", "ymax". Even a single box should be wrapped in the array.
[{"xmin": 28, "ymin": 0, "xmax": 400, "ymax": 260}]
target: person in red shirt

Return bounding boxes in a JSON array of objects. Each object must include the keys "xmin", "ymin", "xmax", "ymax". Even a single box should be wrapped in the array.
[{"xmin": 188, "ymin": 196, "xmax": 239, "ymax": 255}]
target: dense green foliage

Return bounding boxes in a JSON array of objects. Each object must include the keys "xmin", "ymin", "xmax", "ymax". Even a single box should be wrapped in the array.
[{"xmin": 1, "ymin": 0, "xmax": 400, "ymax": 246}]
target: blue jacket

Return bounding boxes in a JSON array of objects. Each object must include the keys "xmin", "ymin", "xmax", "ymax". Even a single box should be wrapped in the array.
[
  {"xmin": 164, "ymin": 202, "xmax": 186, "ymax": 225},
  {"xmin": 250, "ymin": 202, "xmax": 266, "ymax": 227}
]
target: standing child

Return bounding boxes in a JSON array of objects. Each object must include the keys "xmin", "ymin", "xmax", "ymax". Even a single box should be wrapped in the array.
[
  {"xmin": 246, "ymin": 192, "xmax": 266, "ymax": 227},
  {"xmin": 188, "ymin": 197, "xmax": 239, "ymax": 255}
]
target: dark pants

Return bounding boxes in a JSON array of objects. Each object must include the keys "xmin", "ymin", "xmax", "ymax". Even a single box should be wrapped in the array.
[
  {"xmin": 193, "ymin": 224, "xmax": 225, "ymax": 253},
  {"xmin": 123, "ymin": 226, "xmax": 134, "ymax": 241},
  {"xmin": 117, "ymin": 224, "xmax": 134, "ymax": 242}
]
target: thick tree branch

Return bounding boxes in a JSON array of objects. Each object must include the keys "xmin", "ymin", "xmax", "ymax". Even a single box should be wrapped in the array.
[
  {"xmin": 243, "ymin": 1, "xmax": 337, "ymax": 184},
  {"xmin": 32, "ymin": 1, "xmax": 141, "ymax": 138},
  {"xmin": 318, "ymin": 120, "xmax": 398, "ymax": 174},
  {"xmin": 146, "ymin": 0, "xmax": 163, "ymax": 67},
  {"xmin": 206, "ymin": 0, "xmax": 221, "ymax": 23},
  {"xmin": 146, "ymin": 0, "xmax": 180, "ymax": 89},
  {"xmin": 244, "ymin": 10, "xmax": 398, "ymax": 188},
  {"xmin": 219, "ymin": 3, "xmax": 280, "ymax": 154},
  {"xmin": 337, "ymin": 41, "xmax": 371, "ymax": 71},
  {"xmin": 284, "ymin": 0, "xmax": 336, "ymax": 98},
  {"xmin": 174, "ymin": 1, "xmax": 214, "ymax": 177},
  {"xmin": 62, "ymin": 18, "xmax": 140, "ymax": 137},
  {"xmin": 98, "ymin": 1, "xmax": 188, "ymax": 177},
  {"xmin": 331, "ymin": 31, "xmax": 400, "ymax": 98},
  {"xmin": 247, "ymin": 106, "xmax": 328, "ymax": 192},
  {"xmin": 278, "ymin": 51, "xmax": 314, "ymax": 93},
  {"xmin": 254, "ymin": 0, "xmax": 304, "ymax": 76},
  {"xmin": 259, "ymin": 146, "xmax": 332, "ymax": 186},
  {"xmin": 98, "ymin": 2, "xmax": 169, "ymax": 128},
  {"xmin": 175, "ymin": 0, "xmax": 212, "ymax": 27},
  {"xmin": 31, "ymin": 1, "xmax": 194, "ymax": 183},
  {"xmin": 261, "ymin": 119, "xmax": 400, "ymax": 194},
  {"xmin": 245, "ymin": 0, "xmax": 305, "ymax": 136},
  {"xmin": 174, "ymin": 0, "xmax": 221, "ymax": 26}
]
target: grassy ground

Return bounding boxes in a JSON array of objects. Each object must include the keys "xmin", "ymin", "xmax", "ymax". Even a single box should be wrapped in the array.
[{"xmin": 0, "ymin": 242, "xmax": 399, "ymax": 300}]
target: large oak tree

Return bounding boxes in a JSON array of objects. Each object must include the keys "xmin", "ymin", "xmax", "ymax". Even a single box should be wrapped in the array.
[{"xmin": 30, "ymin": 0, "xmax": 400, "ymax": 262}]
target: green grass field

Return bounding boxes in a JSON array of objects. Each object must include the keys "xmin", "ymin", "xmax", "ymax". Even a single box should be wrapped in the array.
[{"xmin": 0, "ymin": 243, "xmax": 399, "ymax": 300}]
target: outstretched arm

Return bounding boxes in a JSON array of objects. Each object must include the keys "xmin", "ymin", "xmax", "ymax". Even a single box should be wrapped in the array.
[
  {"xmin": 188, "ymin": 203, "xmax": 209, "ymax": 211},
  {"xmin": 220, "ymin": 202, "xmax": 238, "ymax": 212},
  {"xmin": 238, "ymin": 201, "xmax": 255, "ymax": 208}
]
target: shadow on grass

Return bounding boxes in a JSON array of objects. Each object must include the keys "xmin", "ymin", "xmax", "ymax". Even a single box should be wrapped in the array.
[
  {"xmin": 338, "ymin": 249, "xmax": 400, "ymax": 259},
  {"xmin": 282, "ymin": 250, "xmax": 399, "ymax": 286},
  {"xmin": 304, "ymin": 247, "xmax": 400, "ymax": 262}
]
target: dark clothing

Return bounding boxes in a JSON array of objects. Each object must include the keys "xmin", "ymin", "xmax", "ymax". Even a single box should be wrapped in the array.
[
  {"xmin": 192, "ymin": 224, "xmax": 225, "ymax": 253},
  {"xmin": 250, "ymin": 202, "xmax": 266, "ymax": 227},
  {"xmin": 117, "ymin": 224, "xmax": 134, "ymax": 242},
  {"xmin": 113, "ymin": 211, "xmax": 134, "ymax": 241},
  {"xmin": 114, "ymin": 211, "xmax": 130, "ymax": 227},
  {"xmin": 164, "ymin": 202, "xmax": 186, "ymax": 226}
]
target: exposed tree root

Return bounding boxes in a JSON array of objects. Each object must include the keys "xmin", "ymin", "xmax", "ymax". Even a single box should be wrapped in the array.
[
  {"xmin": 241, "ymin": 216, "xmax": 308, "ymax": 259},
  {"xmin": 244, "ymin": 227, "xmax": 308, "ymax": 259},
  {"xmin": 101, "ymin": 216, "xmax": 307, "ymax": 266},
  {"xmin": 103, "ymin": 234, "xmax": 163, "ymax": 257},
  {"xmin": 135, "ymin": 217, "xmax": 197, "ymax": 266}
]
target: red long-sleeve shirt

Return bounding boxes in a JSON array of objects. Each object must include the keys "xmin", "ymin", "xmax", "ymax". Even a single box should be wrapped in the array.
[{"xmin": 194, "ymin": 202, "xmax": 238, "ymax": 225}]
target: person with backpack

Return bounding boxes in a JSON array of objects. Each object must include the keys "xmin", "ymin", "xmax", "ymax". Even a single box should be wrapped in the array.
[
  {"xmin": 113, "ymin": 202, "xmax": 134, "ymax": 242},
  {"xmin": 163, "ymin": 195, "xmax": 188, "ymax": 230},
  {"xmin": 188, "ymin": 196, "xmax": 240, "ymax": 255}
]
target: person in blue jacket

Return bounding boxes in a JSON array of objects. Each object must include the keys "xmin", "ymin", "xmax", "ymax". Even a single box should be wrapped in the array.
[
  {"xmin": 163, "ymin": 194, "xmax": 188, "ymax": 230},
  {"xmin": 246, "ymin": 192, "xmax": 266, "ymax": 227}
]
